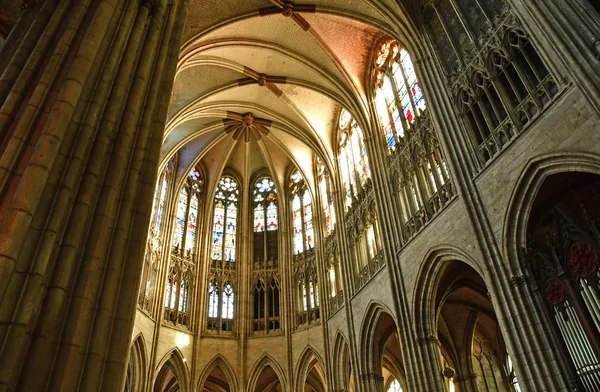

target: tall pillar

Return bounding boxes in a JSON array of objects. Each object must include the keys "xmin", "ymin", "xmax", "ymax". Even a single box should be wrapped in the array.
[{"xmin": 0, "ymin": 0, "xmax": 189, "ymax": 390}]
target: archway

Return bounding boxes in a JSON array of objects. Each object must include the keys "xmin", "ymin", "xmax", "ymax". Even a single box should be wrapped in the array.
[
  {"xmin": 433, "ymin": 260, "xmax": 516, "ymax": 392},
  {"xmin": 523, "ymin": 172, "xmax": 600, "ymax": 390},
  {"xmin": 153, "ymin": 350, "xmax": 189, "ymax": 392},
  {"xmin": 295, "ymin": 347, "xmax": 326, "ymax": 392},
  {"xmin": 333, "ymin": 333, "xmax": 355, "ymax": 391},
  {"xmin": 124, "ymin": 335, "xmax": 147, "ymax": 392},
  {"xmin": 360, "ymin": 304, "xmax": 407, "ymax": 392},
  {"xmin": 254, "ymin": 364, "xmax": 282, "ymax": 392},
  {"xmin": 198, "ymin": 355, "xmax": 237, "ymax": 392}
]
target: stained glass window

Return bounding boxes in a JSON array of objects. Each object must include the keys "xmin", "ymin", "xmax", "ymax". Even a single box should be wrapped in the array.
[
  {"xmin": 290, "ymin": 170, "xmax": 315, "ymax": 254},
  {"xmin": 211, "ymin": 177, "xmax": 239, "ymax": 262},
  {"xmin": 172, "ymin": 188, "xmax": 188, "ymax": 248},
  {"xmin": 329, "ymin": 267, "xmax": 336, "ymax": 297},
  {"xmin": 387, "ymin": 379, "xmax": 403, "ymax": 392},
  {"xmin": 185, "ymin": 194, "xmax": 198, "ymax": 253},
  {"xmin": 253, "ymin": 177, "xmax": 278, "ymax": 264},
  {"xmin": 155, "ymin": 170, "xmax": 168, "ymax": 232},
  {"xmin": 318, "ymin": 161, "xmax": 336, "ymax": 236},
  {"xmin": 208, "ymin": 279, "xmax": 219, "ymax": 318},
  {"xmin": 338, "ymin": 109, "xmax": 371, "ymax": 209},
  {"xmin": 222, "ymin": 282, "xmax": 234, "ymax": 319},
  {"xmin": 170, "ymin": 166, "xmax": 202, "ymax": 253},
  {"xmin": 373, "ymin": 40, "xmax": 427, "ymax": 150}
]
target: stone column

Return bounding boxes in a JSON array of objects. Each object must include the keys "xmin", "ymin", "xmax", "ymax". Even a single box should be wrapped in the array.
[{"xmin": 0, "ymin": 0, "xmax": 189, "ymax": 390}]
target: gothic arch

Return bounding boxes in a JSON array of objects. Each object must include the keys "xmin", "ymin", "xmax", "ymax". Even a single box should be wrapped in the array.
[
  {"xmin": 359, "ymin": 301, "xmax": 401, "ymax": 385},
  {"xmin": 125, "ymin": 334, "xmax": 148, "ymax": 392},
  {"xmin": 153, "ymin": 348, "xmax": 190, "ymax": 392},
  {"xmin": 413, "ymin": 245, "xmax": 485, "ymax": 337},
  {"xmin": 332, "ymin": 332, "xmax": 353, "ymax": 391},
  {"xmin": 197, "ymin": 354, "xmax": 238, "ymax": 392},
  {"xmin": 504, "ymin": 151, "xmax": 600, "ymax": 275},
  {"xmin": 246, "ymin": 353, "xmax": 287, "ymax": 392},
  {"xmin": 293, "ymin": 345, "xmax": 327, "ymax": 392}
]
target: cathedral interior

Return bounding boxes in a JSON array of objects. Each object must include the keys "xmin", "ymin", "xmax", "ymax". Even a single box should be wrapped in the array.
[{"xmin": 0, "ymin": 0, "xmax": 599, "ymax": 391}]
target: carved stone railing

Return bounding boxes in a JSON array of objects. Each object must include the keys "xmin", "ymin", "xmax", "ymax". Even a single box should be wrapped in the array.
[
  {"xmin": 402, "ymin": 181, "xmax": 455, "ymax": 242},
  {"xmin": 354, "ymin": 250, "xmax": 385, "ymax": 292},
  {"xmin": 329, "ymin": 290, "xmax": 345, "ymax": 315}
]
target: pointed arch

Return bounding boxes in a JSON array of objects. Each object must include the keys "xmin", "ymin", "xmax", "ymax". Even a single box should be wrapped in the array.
[
  {"xmin": 125, "ymin": 334, "xmax": 148, "ymax": 392},
  {"xmin": 332, "ymin": 332, "xmax": 353, "ymax": 391},
  {"xmin": 294, "ymin": 345, "xmax": 327, "ymax": 392},
  {"xmin": 503, "ymin": 152, "xmax": 600, "ymax": 275},
  {"xmin": 412, "ymin": 245, "xmax": 484, "ymax": 337},
  {"xmin": 153, "ymin": 348, "xmax": 190, "ymax": 392},
  {"xmin": 359, "ymin": 301, "xmax": 399, "ymax": 378},
  {"xmin": 247, "ymin": 353, "xmax": 287, "ymax": 392},
  {"xmin": 197, "ymin": 354, "xmax": 238, "ymax": 392}
]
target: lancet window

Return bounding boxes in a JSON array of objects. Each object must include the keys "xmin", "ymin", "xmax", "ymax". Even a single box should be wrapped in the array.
[
  {"xmin": 253, "ymin": 178, "xmax": 278, "ymax": 265},
  {"xmin": 422, "ymin": 0, "xmax": 558, "ymax": 165},
  {"xmin": 172, "ymin": 166, "xmax": 203, "ymax": 255},
  {"xmin": 371, "ymin": 40, "xmax": 454, "ymax": 242},
  {"xmin": 291, "ymin": 170, "xmax": 315, "ymax": 254},
  {"xmin": 252, "ymin": 278, "xmax": 281, "ymax": 333},
  {"xmin": 210, "ymin": 177, "xmax": 239, "ymax": 263},
  {"xmin": 206, "ymin": 175, "xmax": 239, "ymax": 334},
  {"xmin": 139, "ymin": 162, "xmax": 173, "ymax": 312},
  {"xmin": 317, "ymin": 159, "xmax": 336, "ymax": 236},
  {"xmin": 338, "ymin": 110, "xmax": 371, "ymax": 210},
  {"xmin": 163, "ymin": 166, "xmax": 202, "ymax": 326},
  {"xmin": 294, "ymin": 267, "xmax": 320, "ymax": 326},
  {"xmin": 206, "ymin": 278, "xmax": 235, "ymax": 333},
  {"xmin": 373, "ymin": 40, "xmax": 426, "ymax": 150}
]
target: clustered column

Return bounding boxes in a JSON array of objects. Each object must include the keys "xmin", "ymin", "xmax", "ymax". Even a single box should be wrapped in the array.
[{"xmin": 0, "ymin": 0, "xmax": 189, "ymax": 390}]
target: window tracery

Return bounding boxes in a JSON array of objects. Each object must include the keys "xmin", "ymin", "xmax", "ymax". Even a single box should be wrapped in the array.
[
  {"xmin": 290, "ymin": 170, "xmax": 315, "ymax": 255},
  {"xmin": 206, "ymin": 176, "xmax": 239, "ymax": 334},
  {"xmin": 318, "ymin": 159, "xmax": 336, "ymax": 236},
  {"xmin": 338, "ymin": 110, "xmax": 371, "ymax": 211},
  {"xmin": 139, "ymin": 162, "xmax": 173, "ymax": 313},
  {"xmin": 253, "ymin": 177, "xmax": 279, "ymax": 265},
  {"xmin": 373, "ymin": 41, "xmax": 426, "ymax": 150},
  {"xmin": 423, "ymin": 0, "xmax": 559, "ymax": 166},
  {"xmin": 163, "ymin": 165, "xmax": 202, "ymax": 326}
]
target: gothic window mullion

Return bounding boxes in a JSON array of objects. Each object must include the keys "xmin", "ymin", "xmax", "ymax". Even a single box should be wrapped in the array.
[
  {"xmin": 181, "ymin": 188, "xmax": 192, "ymax": 253},
  {"xmin": 387, "ymin": 69, "xmax": 411, "ymax": 135},
  {"xmin": 446, "ymin": 0, "xmax": 477, "ymax": 44},
  {"xmin": 431, "ymin": 4, "xmax": 464, "ymax": 67},
  {"xmin": 488, "ymin": 75, "xmax": 522, "ymax": 133},
  {"xmin": 393, "ymin": 56, "xmax": 420, "ymax": 120},
  {"xmin": 382, "ymin": 89, "xmax": 401, "ymax": 146}
]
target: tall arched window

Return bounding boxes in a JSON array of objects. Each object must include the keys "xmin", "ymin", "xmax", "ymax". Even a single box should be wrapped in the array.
[
  {"xmin": 318, "ymin": 159, "xmax": 336, "ymax": 236},
  {"xmin": 163, "ymin": 166, "xmax": 202, "ymax": 326},
  {"xmin": 371, "ymin": 40, "xmax": 453, "ymax": 241},
  {"xmin": 171, "ymin": 166, "xmax": 203, "ymax": 255},
  {"xmin": 210, "ymin": 177, "xmax": 239, "ymax": 262},
  {"xmin": 338, "ymin": 109, "xmax": 371, "ymax": 210},
  {"xmin": 253, "ymin": 278, "xmax": 280, "ymax": 333},
  {"xmin": 290, "ymin": 170, "xmax": 315, "ymax": 254},
  {"xmin": 140, "ymin": 163, "xmax": 173, "ymax": 312},
  {"xmin": 374, "ymin": 41, "xmax": 426, "ymax": 150},
  {"xmin": 253, "ymin": 178, "xmax": 278, "ymax": 264}
]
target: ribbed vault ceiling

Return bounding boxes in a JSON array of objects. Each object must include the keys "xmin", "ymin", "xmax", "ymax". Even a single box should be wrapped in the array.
[{"xmin": 164, "ymin": 0, "xmax": 418, "ymax": 194}]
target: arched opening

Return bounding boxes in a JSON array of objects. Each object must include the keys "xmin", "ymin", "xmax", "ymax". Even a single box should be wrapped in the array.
[
  {"xmin": 361, "ymin": 306, "xmax": 406, "ymax": 392},
  {"xmin": 434, "ymin": 261, "xmax": 516, "ymax": 392},
  {"xmin": 254, "ymin": 364, "xmax": 283, "ymax": 392},
  {"xmin": 334, "ymin": 334, "xmax": 355, "ymax": 391},
  {"xmin": 524, "ymin": 172, "xmax": 600, "ymax": 390},
  {"xmin": 124, "ymin": 336, "xmax": 147, "ymax": 392},
  {"xmin": 153, "ymin": 351, "xmax": 188, "ymax": 392},
  {"xmin": 203, "ymin": 365, "xmax": 230, "ymax": 392},
  {"xmin": 154, "ymin": 363, "xmax": 180, "ymax": 392},
  {"xmin": 304, "ymin": 357, "xmax": 326, "ymax": 392}
]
